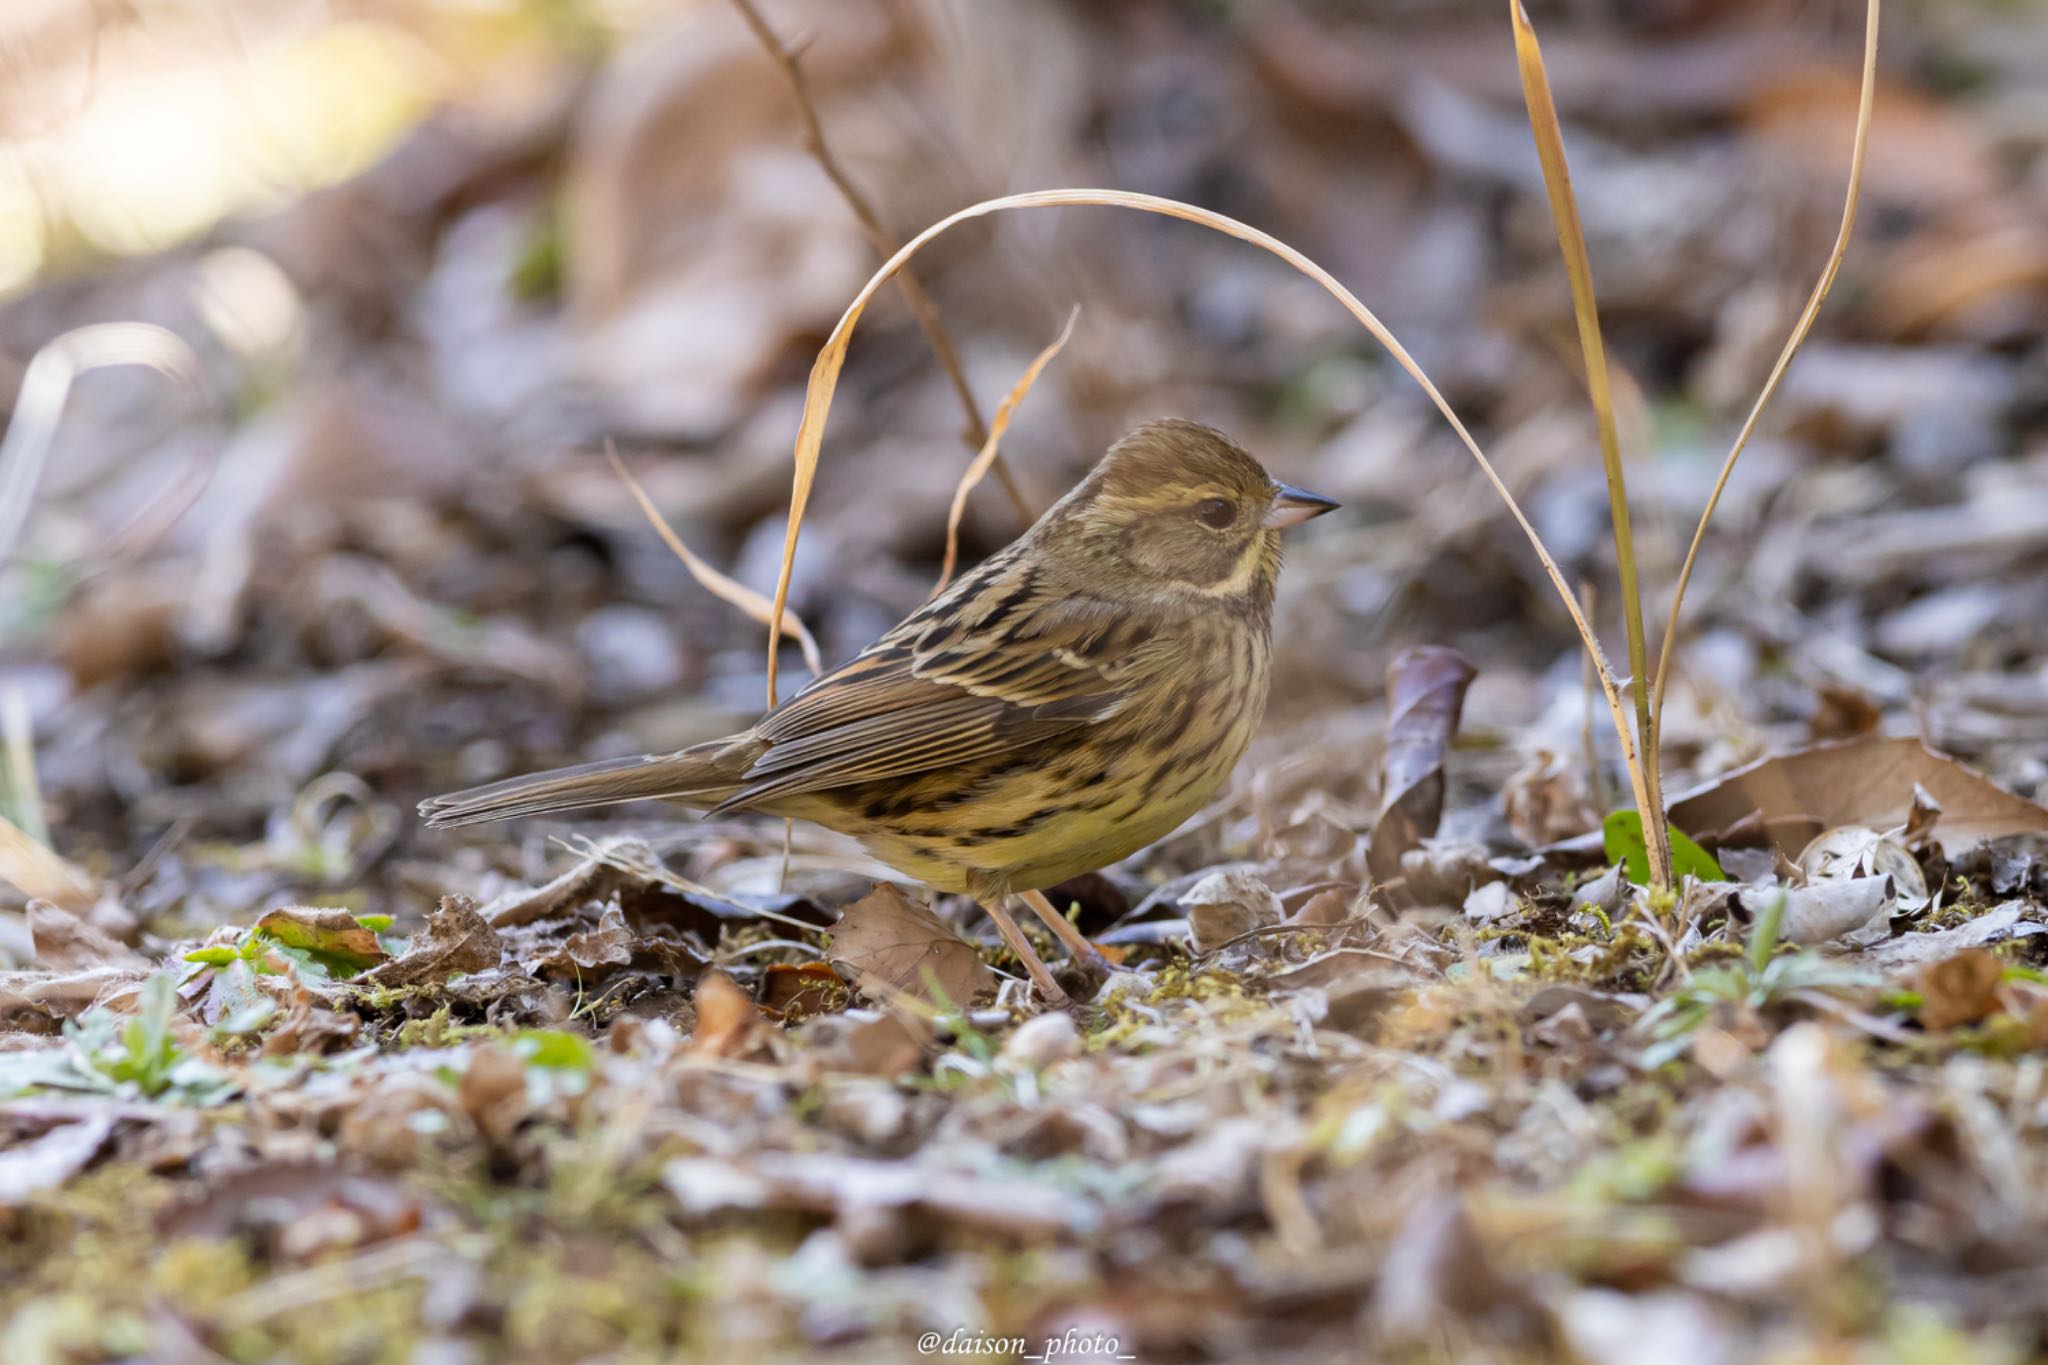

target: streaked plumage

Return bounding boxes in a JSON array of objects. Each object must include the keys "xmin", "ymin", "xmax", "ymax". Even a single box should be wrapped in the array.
[{"xmin": 421, "ymin": 419, "xmax": 1336, "ymax": 999}]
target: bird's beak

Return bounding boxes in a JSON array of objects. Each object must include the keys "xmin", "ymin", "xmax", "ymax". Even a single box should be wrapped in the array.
[{"xmin": 1264, "ymin": 482, "xmax": 1341, "ymax": 529}]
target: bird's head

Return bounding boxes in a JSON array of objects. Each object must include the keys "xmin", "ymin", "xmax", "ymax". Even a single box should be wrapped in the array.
[{"xmin": 1040, "ymin": 419, "xmax": 1338, "ymax": 609}]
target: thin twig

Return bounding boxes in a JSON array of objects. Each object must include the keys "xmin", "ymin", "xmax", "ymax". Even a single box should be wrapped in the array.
[
  {"xmin": 1649, "ymin": 0, "xmax": 1880, "ymax": 729},
  {"xmin": 727, "ymin": 0, "xmax": 1032, "ymax": 523}
]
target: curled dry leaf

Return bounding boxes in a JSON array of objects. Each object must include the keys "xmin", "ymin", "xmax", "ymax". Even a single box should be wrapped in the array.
[
  {"xmin": 1742, "ymin": 876, "xmax": 1894, "ymax": 946},
  {"xmin": 524, "ymin": 902, "xmax": 634, "ymax": 979},
  {"xmin": 1367, "ymin": 646, "xmax": 1478, "ymax": 885},
  {"xmin": 1798, "ymin": 825, "xmax": 1928, "ymax": 910},
  {"xmin": 1669, "ymin": 736, "xmax": 2048, "ymax": 858},
  {"xmin": 361, "ymin": 895, "xmax": 502, "ymax": 990},
  {"xmin": 826, "ymin": 884, "xmax": 992, "ymax": 1007},
  {"xmin": 689, "ymin": 969, "xmax": 773, "ymax": 1059}
]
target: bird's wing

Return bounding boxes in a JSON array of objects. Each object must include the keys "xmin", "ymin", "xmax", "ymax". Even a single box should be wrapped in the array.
[{"xmin": 714, "ymin": 561, "xmax": 1148, "ymax": 811}]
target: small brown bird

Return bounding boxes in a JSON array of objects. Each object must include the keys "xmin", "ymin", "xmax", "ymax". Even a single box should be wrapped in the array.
[{"xmin": 421, "ymin": 420, "xmax": 1336, "ymax": 1002}]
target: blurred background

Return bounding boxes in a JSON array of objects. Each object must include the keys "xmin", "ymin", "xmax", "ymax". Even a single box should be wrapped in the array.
[{"xmin": 1, "ymin": 0, "xmax": 2044, "ymax": 940}]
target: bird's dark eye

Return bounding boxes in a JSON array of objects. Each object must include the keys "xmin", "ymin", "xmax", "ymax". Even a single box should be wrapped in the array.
[{"xmin": 1193, "ymin": 498, "xmax": 1235, "ymax": 529}]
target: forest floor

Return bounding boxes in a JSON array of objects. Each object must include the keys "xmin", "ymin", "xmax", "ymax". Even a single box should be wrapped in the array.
[{"xmin": 5, "ymin": 1, "xmax": 2048, "ymax": 1361}]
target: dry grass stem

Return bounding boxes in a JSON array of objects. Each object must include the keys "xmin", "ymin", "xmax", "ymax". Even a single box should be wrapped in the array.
[
  {"xmin": 602, "ymin": 443, "xmax": 824, "ymax": 679},
  {"xmin": 762, "ymin": 188, "xmax": 1646, "ymax": 801},
  {"xmin": 2, "ymin": 687, "xmax": 46, "ymax": 849},
  {"xmin": 0, "ymin": 323, "xmax": 203, "ymax": 568},
  {"xmin": 726, "ymin": 0, "xmax": 1031, "ymax": 522},
  {"xmin": 932, "ymin": 306, "xmax": 1078, "ymax": 596},
  {"xmin": 1649, "ymin": 0, "xmax": 1881, "ymax": 727},
  {"xmin": 1511, "ymin": 0, "xmax": 1668, "ymax": 887},
  {"xmin": 0, "ymin": 813, "xmax": 99, "ymax": 912}
]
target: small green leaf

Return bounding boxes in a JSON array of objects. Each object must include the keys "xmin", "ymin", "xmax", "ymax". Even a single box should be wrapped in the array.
[
  {"xmin": 1601, "ymin": 810, "xmax": 1726, "ymax": 885},
  {"xmin": 356, "ymin": 914, "xmax": 394, "ymax": 933},
  {"xmin": 512, "ymin": 1029, "xmax": 595, "ymax": 1071},
  {"xmin": 182, "ymin": 947, "xmax": 238, "ymax": 966}
]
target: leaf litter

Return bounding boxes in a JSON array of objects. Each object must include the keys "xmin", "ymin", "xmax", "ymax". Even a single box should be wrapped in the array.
[{"xmin": 2, "ymin": 1, "xmax": 2047, "ymax": 1361}]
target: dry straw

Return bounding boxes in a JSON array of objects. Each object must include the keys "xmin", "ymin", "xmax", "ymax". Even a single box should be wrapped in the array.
[
  {"xmin": 603, "ymin": 443, "xmax": 825, "ymax": 680},
  {"xmin": 932, "ymin": 306, "xmax": 1079, "ymax": 596}
]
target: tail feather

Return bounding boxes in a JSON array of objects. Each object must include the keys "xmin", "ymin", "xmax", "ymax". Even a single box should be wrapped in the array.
[{"xmin": 418, "ymin": 739, "xmax": 754, "ymax": 829}]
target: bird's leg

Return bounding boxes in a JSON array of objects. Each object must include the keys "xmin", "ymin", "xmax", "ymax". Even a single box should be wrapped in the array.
[
  {"xmin": 1017, "ymin": 888, "xmax": 1114, "ymax": 977},
  {"xmin": 977, "ymin": 898, "xmax": 1068, "ymax": 1006}
]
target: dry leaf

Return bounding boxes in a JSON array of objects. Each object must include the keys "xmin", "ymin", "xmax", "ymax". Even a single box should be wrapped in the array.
[
  {"xmin": 1670, "ymin": 737, "xmax": 2048, "ymax": 858},
  {"xmin": 1368, "ymin": 646, "xmax": 1478, "ymax": 884},
  {"xmin": 826, "ymin": 884, "xmax": 992, "ymax": 1007},
  {"xmin": 1742, "ymin": 876, "xmax": 1895, "ymax": 946},
  {"xmin": 759, "ymin": 961, "xmax": 845, "ymax": 1020},
  {"xmin": 1798, "ymin": 826, "xmax": 1929, "ymax": 911},
  {"xmin": 1179, "ymin": 869, "xmax": 1284, "ymax": 953},
  {"xmin": 362, "ymin": 895, "xmax": 502, "ymax": 990},
  {"xmin": 524, "ymin": 902, "xmax": 634, "ymax": 979},
  {"xmin": 689, "ymin": 969, "xmax": 772, "ymax": 1059},
  {"xmin": 26, "ymin": 901, "xmax": 148, "ymax": 973},
  {"xmin": 1914, "ymin": 950, "xmax": 2003, "ymax": 1031},
  {"xmin": 1857, "ymin": 903, "xmax": 2047, "ymax": 968},
  {"xmin": 1503, "ymin": 750, "xmax": 1599, "ymax": 846},
  {"xmin": 813, "ymin": 1011, "xmax": 930, "ymax": 1078}
]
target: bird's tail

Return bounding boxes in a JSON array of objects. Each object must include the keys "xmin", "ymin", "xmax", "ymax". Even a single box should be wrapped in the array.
[{"xmin": 418, "ymin": 738, "xmax": 758, "ymax": 829}]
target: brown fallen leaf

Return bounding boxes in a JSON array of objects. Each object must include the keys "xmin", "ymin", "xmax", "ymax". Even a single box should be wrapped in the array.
[
  {"xmin": 1503, "ymin": 749, "xmax": 1599, "ymax": 846},
  {"xmin": 759, "ymin": 961, "xmax": 845, "ymax": 1019},
  {"xmin": 826, "ymin": 884, "xmax": 992, "ymax": 1007},
  {"xmin": 26, "ymin": 901, "xmax": 150, "ymax": 973},
  {"xmin": 1179, "ymin": 869, "xmax": 1283, "ymax": 954},
  {"xmin": 0, "ymin": 967, "xmax": 148, "ymax": 1019},
  {"xmin": 806, "ymin": 1010, "xmax": 932, "ymax": 1078},
  {"xmin": 361, "ymin": 895, "xmax": 502, "ymax": 989},
  {"xmin": 254, "ymin": 907, "xmax": 389, "ymax": 977},
  {"xmin": 522, "ymin": 902, "xmax": 634, "ymax": 979},
  {"xmin": 689, "ymin": 969, "xmax": 772, "ymax": 1059},
  {"xmin": 1368, "ymin": 646, "xmax": 1478, "ymax": 885},
  {"xmin": 457, "ymin": 1045, "xmax": 531, "ymax": 1147},
  {"xmin": 1669, "ymin": 737, "xmax": 2048, "ymax": 858},
  {"xmin": 1915, "ymin": 949, "xmax": 2003, "ymax": 1031}
]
